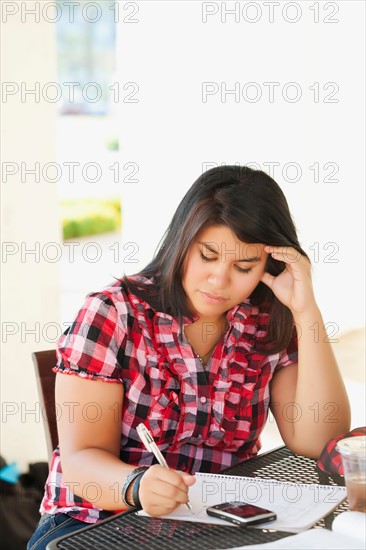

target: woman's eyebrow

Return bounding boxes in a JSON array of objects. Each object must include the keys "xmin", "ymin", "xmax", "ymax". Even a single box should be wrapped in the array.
[{"xmin": 199, "ymin": 242, "xmax": 262, "ymax": 262}]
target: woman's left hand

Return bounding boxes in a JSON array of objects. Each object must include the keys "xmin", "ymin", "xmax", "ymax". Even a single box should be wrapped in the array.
[{"xmin": 261, "ymin": 246, "xmax": 317, "ymax": 316}]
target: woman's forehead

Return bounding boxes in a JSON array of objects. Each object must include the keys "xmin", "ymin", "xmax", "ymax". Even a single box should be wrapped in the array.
[{"xmin": 194, "ymin": 225, "xmax": 266, "ymax": 259}]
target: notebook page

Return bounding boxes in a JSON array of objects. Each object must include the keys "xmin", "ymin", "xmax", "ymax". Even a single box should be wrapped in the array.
[{"xmin": 137, "ymin": 473, "xmax": 346, "ymax": 533}]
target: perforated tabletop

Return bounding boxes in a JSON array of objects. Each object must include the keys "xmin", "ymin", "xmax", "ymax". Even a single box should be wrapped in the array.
[{"xmin": 47, "ymin": 446, "xmax": 347, "ymax": 550}]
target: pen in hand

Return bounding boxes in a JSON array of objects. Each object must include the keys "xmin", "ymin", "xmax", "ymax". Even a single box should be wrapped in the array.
[{"xmin": 136, "ymin": 423, "xmax": 193, "ymax": 512}]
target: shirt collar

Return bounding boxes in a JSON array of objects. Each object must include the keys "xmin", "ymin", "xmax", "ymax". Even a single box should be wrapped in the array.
[
  {"xmin": 153, "ymin": 299, "xmax": 255, "ymax": 339},
  {"xmin": 129, "ymin": 275, "xmax": 255, "ymax": 336}
]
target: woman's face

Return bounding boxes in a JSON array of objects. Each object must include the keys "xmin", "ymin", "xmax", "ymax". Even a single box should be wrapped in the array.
[{"xmin": 182, "ymin": 225, "xmax": 269, "ymax": 322}]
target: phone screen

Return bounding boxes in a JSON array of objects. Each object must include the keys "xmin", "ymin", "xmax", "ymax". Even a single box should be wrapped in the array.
[{"xmin": 212, "ymin": 502, "xmax": 273, "ymax": 518}]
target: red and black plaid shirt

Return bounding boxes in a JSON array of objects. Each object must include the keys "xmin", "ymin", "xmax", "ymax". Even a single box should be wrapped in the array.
[{"xmin": 40, "ymin": 276, "xmax": 298, "ymax": 523}]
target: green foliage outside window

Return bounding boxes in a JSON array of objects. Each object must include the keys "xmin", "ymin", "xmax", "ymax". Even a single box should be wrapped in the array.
[{"xmin": 61, "ymin": 197, "xmax": 121, "ymax": 240}]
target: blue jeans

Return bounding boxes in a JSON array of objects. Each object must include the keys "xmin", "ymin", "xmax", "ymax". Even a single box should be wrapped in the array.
[{"xmin": 27, "ymin": 513, "xmax": 88, "ymax": 550}]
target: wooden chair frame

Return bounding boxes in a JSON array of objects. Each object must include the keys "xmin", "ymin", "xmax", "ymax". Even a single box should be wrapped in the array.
[{"xmin": 32, "ymin": 350, "xmax": 58, "ymax": 463}]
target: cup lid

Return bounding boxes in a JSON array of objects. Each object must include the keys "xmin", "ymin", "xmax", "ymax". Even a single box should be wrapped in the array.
[{"xmin": 336, "ymin": 435, "xmax": 366, "ymax": 456}]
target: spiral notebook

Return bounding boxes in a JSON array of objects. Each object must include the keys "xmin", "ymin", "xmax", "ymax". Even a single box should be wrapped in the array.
[{"xmin": 137, "ymin": 472, "xmax": 346, "ymax": 533}]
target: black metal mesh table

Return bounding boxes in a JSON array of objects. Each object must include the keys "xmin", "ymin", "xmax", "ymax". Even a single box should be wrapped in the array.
[{"xmin": 47, "ymin": 446, "xmax": 348, "ymax": 550}]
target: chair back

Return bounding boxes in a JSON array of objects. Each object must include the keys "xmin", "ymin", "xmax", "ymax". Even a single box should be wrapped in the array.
[{"xmin": 32, "ymin": 350, "xmax": 58, "ymax": 463}]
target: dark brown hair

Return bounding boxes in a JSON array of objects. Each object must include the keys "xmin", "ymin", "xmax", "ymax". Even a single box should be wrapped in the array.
[{"xmin": 123, "ymin": 165, "xmax": 310, "ymax": 354}]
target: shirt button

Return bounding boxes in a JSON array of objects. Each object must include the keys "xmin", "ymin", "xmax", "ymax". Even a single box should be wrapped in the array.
[
  {"xmin": 200, "ymin": 396, "xmax": 207, "ymax": 404},
  {"xmin": 181, "ymin": 464, "xmax": 187, "ymax": 471}
]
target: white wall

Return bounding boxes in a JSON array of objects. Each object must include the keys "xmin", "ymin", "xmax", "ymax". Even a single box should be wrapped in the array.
[
  {"xmin": 1, "ymin": 10, "xmax": 61, "ymax": 470},
  {"xmin": 1, "ymin": 1, "xmax": 364, "ymax": 471},
  {"xmin": 117, "ymin": 1, "xmax": 365, "ymax": 336}
]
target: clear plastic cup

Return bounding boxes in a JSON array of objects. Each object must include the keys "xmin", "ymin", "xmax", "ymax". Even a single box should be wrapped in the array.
[{"xmin": 336, "ymin": 435, "xmax": 366, "ymax": 512}]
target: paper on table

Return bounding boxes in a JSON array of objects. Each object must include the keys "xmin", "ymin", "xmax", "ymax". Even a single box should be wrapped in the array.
[
  {"xmin": 137, "ymin": 472, "xmax": 346, "ymax": 533},
  {"xmin": 332, "ymin": 510, "xmax": 366, "ymax": 539},
  {"xmin": 224, "ymin": 512, "xmax": 366, "ymax": 550},
  {"xmin": 224, "ymin": 529, "xmax": 365, "ymax": 550}
]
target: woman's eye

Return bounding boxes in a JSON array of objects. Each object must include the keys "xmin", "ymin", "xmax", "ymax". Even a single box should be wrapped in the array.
[
  {"xmin": 200, "ymin": 251, "xmax": 215, "ymax": 262},
  {"xmin": 235, "ymin": 266, "xmax": 253, "ymax": 274},
  {"xmin": 200, "ymin": 251, "xmax": 253, "ymax": 274}
]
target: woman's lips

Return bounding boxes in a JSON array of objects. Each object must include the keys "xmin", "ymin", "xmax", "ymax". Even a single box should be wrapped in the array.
[{"xmin": 199, "ymin": 290, "xmax": 228, "ymax": 304}]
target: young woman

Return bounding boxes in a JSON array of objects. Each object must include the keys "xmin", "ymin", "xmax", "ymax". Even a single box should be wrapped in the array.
[{"xmin": 28, "ymin": 165, "xmax": 350, "ymax": 549}]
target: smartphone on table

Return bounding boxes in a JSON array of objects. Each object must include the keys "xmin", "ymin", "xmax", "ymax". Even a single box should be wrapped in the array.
[{"xmin": 206, "ymin": 501, "xmax": 277, "ymax": 527}]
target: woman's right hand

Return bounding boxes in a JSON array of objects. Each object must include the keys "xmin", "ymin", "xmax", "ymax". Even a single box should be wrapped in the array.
[{"xmin": 139, "ymin": 464, "xmax": 196, "ymax": 516}]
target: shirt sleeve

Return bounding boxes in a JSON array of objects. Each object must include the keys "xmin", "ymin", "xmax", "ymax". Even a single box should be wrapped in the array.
[
  {"xmin": 53, "ymin": 293, "xmax": 127, "ymax": 383},
  {"xmin": 276, "ymin": 329, "xmax": 299, "ymax": 373}
]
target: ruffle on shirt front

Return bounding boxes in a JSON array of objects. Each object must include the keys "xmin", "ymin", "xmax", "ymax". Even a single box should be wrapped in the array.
[
  {"xmin": 127, "ymin": 294, "xmax": 265, "ymax": 454},
  {"xmin": 207, "ymin": 306, "xmax": 262, "ymax": 450}
]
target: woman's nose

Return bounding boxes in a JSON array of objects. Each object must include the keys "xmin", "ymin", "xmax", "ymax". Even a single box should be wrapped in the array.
[{"xmin": 207, "ymin": 262, "xmax": 230, "ymax": 288}]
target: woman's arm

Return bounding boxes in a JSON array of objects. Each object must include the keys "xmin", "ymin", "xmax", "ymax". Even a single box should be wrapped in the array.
[
  {"xmin": 56, "ymin": 373, "xmax": 194, "ymax": 514},
  {"xmin": 262, "ymin": 246, "xmax": 351, "ymax": 458},
  {"xmin": 270, "ymin": 305, "xmax": 351, "ymax": 457}
]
